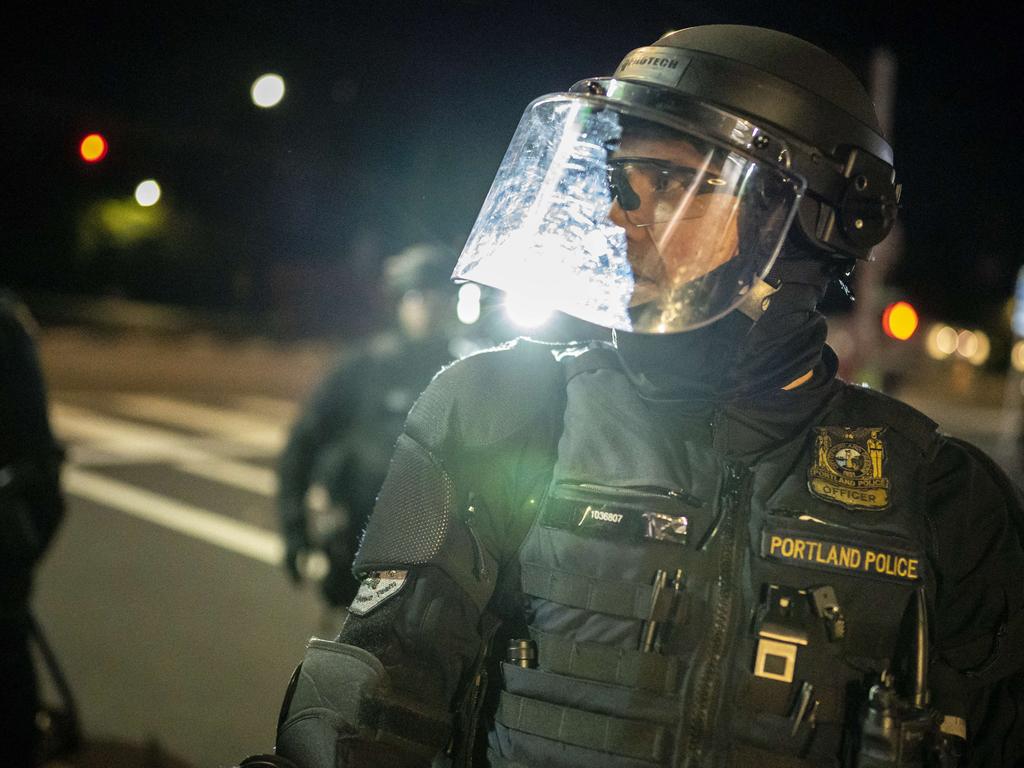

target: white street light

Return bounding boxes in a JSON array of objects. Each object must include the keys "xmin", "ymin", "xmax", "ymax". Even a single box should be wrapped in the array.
[
  {"xmin": 134, "ymin": 179, "xmax": 161, "ymax": 207},
  {"xmin": 251, "ymin": 73, "xmax": 286, "ymax": 108}
]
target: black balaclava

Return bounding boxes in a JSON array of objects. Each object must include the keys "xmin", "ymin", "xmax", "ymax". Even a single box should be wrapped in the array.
[{"xmin": 613, "ymin": 235, "xmax": 848, "ymax": 405}]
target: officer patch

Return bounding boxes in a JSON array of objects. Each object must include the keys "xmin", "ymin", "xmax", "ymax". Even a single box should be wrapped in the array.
[
  {"xmin": 348, "ymin": 570, "xmax": 409, "ymax": 616},
  {"xmin": 807, "ymin": 426, "xmax": 890, "ymax": 510}
]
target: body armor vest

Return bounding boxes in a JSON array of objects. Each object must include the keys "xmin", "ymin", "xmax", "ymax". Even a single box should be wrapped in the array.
[{"xmin": 485, "ymin": 347, "xmax": 940, "ymax": 768}]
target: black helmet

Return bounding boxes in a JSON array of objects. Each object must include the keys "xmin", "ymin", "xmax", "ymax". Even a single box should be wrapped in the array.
[
  {"xmin": 605, "ymin": 25, "xmax": 898, "ymax": 260},
  {"xmin": 453, "ymin": 25, "xmax": 896, "ymax": 334},
  {"xmin": 382, "ymin": 243, "xmax": 456, "ymax": 297}
]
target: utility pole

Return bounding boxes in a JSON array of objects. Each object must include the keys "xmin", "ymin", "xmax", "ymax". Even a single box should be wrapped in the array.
[{"xmin": 850, "ymin": 47, "xmax": 901, "ymax": 388}]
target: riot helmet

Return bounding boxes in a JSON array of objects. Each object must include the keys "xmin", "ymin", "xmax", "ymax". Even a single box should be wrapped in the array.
[
  {"xmin": 383, "ymin": 243, "xmax": 459, "ymax": 341},
  {"xmin": 453, "ymin": 25, "xmax": 898, "ymax": 334},
  {"xmin": 383, "ymin": 242, "xmax": 457, "ymax": 298}
]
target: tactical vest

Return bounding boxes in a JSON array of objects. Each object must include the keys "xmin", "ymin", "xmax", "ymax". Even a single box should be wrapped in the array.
[{"xmin": 484, "ymin": 346, "xmax": 941, "ymax": 768}]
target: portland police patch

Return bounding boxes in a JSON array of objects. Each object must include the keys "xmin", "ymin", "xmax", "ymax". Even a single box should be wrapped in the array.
[
  {"xmin": 348, "ymin": 570, "xmax": 409, "ymax": 616},
  {"xmin": 808, "ymin": 427, "xmax": 890, "ymax": 510}
]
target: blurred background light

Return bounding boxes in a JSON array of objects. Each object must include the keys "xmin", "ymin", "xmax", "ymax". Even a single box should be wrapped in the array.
[
  {"xmin": 134, "ymin": 179, "xmax": 162, "ymax": 207},
  {"xmin": 79, "ymin": 133, "xmax": 108, "ymax": 163},
  {"xmin": 504, "ymin": 291, "xmax": 553, "ymax": 328},
  {"xmin": 1011, "ymin": 339, "xmax": 1024, "ymax": 373},
  {"xmin": 955, "ymin": 328, "xmax": 990, "ymax": 366},
  {"xmin": 926, "ymin": 324, "xmax": 958, "ymax": 359},
  {"xmin": 881, "ymin": 300, "xmax": 919, "ymax": 340},
  {"xmin": 456, "ymin": 283, "xmax": 481, "ymax": 325},
  {"xmin": 251, "ymin": 73, "xmax": 286, "ymax": 108}
]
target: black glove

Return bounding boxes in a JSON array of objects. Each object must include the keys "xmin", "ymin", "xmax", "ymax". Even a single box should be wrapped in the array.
[{"xmin": 282, "ymin": 528, "xmax": 308, "ymax": 584}]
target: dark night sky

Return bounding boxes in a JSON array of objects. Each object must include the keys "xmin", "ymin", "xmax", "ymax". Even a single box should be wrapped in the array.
[{"xmin": 3, "ymin": 1, "xmax": 1022, "ymax": 334}]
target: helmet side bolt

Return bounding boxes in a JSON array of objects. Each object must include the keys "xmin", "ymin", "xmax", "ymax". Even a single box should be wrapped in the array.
[
  {"xmin": 854, "ymin": 175, "xmax": 869, "ymax": 191},
  {"xmin": 753, "ymin": 135, "xmax": 770, "ymax": 149}
]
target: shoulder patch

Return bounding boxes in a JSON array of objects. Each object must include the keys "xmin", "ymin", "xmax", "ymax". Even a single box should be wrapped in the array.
[
  {"xmin": 348, "ymin": 569, "xmax": 409, "ymax": 616},
  {"xmin": 808, "ymin": 426, "xmax": 890, "ymax": 510}
]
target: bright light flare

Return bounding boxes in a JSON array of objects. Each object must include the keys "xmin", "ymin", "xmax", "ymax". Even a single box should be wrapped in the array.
[
  {"xmin": 251, "ymin": 74, "xmax": 286, "ymax": 108},
  {"xmin": 134, "ymin": 179, "xmax": 161, "ymax": 207},
  {"xmin": 505, "ymin": 292, "xmax": 553, "ymax": 328},
  {"xmin": 1012, "ymin": 340, "xmax": 1024, "ymax": 373},
  {"xmin": 881, "ymin": 301, "xmax": 918, "ymax": 341},
  {"xmin": 79, "ymin": 133, "xmax": 108, "ymax": 162},
  {"xmin": 956, "ymin": 329, "xmax": 990, "ymax": 366},
  {"xmin": 457, "ymin": 283, "xmax": 481, "ymax": 325},
  {"xmin": 926, "ymin": 324, "xmax": 958, "ymax": 360}
]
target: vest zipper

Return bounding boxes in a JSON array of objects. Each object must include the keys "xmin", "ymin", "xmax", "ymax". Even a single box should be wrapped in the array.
[
  {"xmin": 682, "ymin": 461, "xmax": 748, "ymax": 767},
  {"xmin": 463, "ymin": 500, "xmax": 490, "ymax": 582}
]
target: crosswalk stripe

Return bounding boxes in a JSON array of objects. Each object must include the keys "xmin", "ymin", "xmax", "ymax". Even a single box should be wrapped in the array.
[
  {"xmin": 107, "ymin": 394, "xmax": 288, "ymax": 452},
  {"xmin": 64, "ymin": 466, "xmax": 283, "ymax": 565},
  {"xmin": 53, "ymin": 403, "xmax": 278, "ymax": 496}
]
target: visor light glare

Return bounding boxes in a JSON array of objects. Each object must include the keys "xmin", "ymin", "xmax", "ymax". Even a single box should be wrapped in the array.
[
  {"xmin": 505, "ymin": 292, "xmax": 553, "ymax": 328},
  {"xmin": 457, "ymin": 284, "xmax": 482, "ymax": 325}
]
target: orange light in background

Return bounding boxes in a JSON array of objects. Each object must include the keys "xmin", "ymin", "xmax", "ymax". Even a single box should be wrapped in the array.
[
  {"xmin": 882, "ymin": 301, "xmax": 919, "ymax": 340},
  {"xmin": 79, "ymin": 133, "xmax": 108, "ymax": 163}
]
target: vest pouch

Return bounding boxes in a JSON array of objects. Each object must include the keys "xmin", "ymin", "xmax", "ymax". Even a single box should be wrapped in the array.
[
  {"xmin": 489, "ymin": 662, "xmax": 676, "ymax": 768},
  {"xmin": 730, "ymin": 673, "xmax": 846, "ymax": 766},
  {"xmin": 758, "ymin": 513, "xmax": 923, "ymax": 664}
]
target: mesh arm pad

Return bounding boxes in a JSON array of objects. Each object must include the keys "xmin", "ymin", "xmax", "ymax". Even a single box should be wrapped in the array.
[{"xmin": 354, "ymin": 433, "xmax": 497, "ymax": 611}]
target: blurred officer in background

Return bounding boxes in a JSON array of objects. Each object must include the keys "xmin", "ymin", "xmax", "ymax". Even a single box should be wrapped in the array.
[
  {"xmin": 1, "ymin": 289, "xmax": 67, "ymax": 766},
  {"xmin": 245, "ymin": 25, "xmax": 1024, "ymax": 768},
  {"xmin": 277, "ymin": 243, "xmax": 474, "ymax": 608}
]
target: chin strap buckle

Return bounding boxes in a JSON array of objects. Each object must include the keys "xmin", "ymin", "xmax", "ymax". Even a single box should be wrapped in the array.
[{"xmin": 736, "ymin": 277, "xmax": 780, "ymax": 322}]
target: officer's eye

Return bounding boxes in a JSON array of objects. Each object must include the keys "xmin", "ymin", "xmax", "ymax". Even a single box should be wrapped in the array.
[{"xmin": 652, "ymin": 170, "xmax": 677, "ymax": 194}]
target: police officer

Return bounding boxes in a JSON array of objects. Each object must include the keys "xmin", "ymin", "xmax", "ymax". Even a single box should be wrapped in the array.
[
  {"xmin": 277, "ymin": 243, "xmax": 471, "ymax": 607},
  {"xmin": 246, "ymin": 26, "xmax": 1024, "ymax": 767},
  {"xmin": 1, "ymin": 289, "xmax": 66, "ymax": 766}
]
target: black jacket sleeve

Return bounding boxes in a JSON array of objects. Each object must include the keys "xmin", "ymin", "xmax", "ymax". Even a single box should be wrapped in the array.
[
  {"xmin": 272, "ymin": 340, "xmax": 565, "ymax": 768},
  {"xmin": 0, "ymin": 297, "xmax": 65, "ymax": 570},
  {"xmin": 276, "ymin": 355, "xmax": 361, "ymax": 545},
  {"xmin": 925, "ymin": 436, "xmax": 1024, "ymax": 766}
]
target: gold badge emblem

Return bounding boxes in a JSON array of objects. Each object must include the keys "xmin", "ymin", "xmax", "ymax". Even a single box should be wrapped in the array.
[{"xmin": 808, "ymin": 427, "xmax": 889, "ymax": 510}]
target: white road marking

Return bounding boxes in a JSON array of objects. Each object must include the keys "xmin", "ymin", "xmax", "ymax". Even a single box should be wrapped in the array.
[
  {"xmin": 233, "ymin": 395, "xmax": 300, "ymax": 423},
  {"xmin": 64, "ymin": 466, "xmax": 283, "ymax": 565},
  {"xmin": 53, "ymin": 404, "xmax": 278, "ymax": 496},
  {"xmin": 107, "ymin": 394, "xmax": 288, "ymax": 452}
]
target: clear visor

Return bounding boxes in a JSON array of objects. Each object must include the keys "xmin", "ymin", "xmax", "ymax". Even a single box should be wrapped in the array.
[{"xmin": 453, "ymin": 94, "xmax": 804, "ymax": 333}]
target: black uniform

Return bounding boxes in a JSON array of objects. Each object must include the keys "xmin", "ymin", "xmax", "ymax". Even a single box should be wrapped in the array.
[
  {"xmin": 0, "ymin": 291, "xmax": 65, "ymax": 766},
  {"xmin": 265, "ymin": 338, "xmax": 1024, "ymax": 768},
  {"xmin": 241, "ymin": 24, "xmax": 1024, "ymax": 768},
  {"xmin": 278, "ymin": 333, "xmax": 456, "ymax": 606}
]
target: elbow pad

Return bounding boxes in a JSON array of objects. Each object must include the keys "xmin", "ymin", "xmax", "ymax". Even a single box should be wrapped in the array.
[{"xmin": 276, "ymin": 639, "xmax": 450, "ymax": 768}]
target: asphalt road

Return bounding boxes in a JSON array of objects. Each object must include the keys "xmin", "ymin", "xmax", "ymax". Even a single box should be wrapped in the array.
[
  {"xmin": 27, "ymin": 326, "xmax": 1023, "ymax": 768},
  {"xmin": 34, "ymin": 330, "xmax": 341, "ymax": 768}
]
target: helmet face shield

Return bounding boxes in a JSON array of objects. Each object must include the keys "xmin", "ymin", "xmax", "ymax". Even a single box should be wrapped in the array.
[{"xmin": 453, "ymin": 92, "xmax": 804, "ymax": 333}]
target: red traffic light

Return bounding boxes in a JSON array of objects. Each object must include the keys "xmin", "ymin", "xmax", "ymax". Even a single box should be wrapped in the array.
[
  {"xmin": 79, "ymin": 133, "xmax": 108, "ymax": 163},
  {"xmin": 882, "ymin": 301, "xmax": 919, "ymax": 341}
]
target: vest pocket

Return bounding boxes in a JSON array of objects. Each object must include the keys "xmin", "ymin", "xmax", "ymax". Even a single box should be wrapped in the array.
[{"xmin": 490, "ymin": 662, "xmax": 677, "ymax": 767}]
